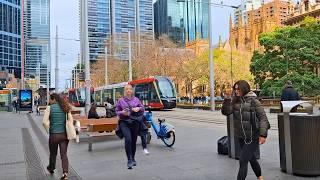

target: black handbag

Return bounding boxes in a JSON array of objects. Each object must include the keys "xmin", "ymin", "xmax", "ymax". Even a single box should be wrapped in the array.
[
  {"xmin": 124, "ymin": 99, "xmax": 144, "ymax": 122},
  {"xmin": 115, "ymin": 124, "xmax": 123, "ymax": 139}
]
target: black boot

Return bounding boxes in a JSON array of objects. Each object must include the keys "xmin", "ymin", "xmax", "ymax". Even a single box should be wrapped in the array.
[{"xmin": 46, "ymin": 166, "xmax": 54, "ymax": 174}]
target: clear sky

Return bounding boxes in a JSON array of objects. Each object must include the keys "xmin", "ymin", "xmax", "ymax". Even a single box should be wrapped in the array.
[{"xmin": 50, "ymin": 0, "xmax": 241, "ymax": 90}]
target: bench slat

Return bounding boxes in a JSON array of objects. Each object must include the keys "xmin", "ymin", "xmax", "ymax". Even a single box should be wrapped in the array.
[{"xmin": 87, "ymin": 123, "xmax": 118, "ymax": 132}]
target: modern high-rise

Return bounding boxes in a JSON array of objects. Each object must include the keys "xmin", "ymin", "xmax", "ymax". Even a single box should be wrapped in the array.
[
  {"xmin": 234, "ymin": 0, "xmax": 262, "ymax": 25},
  {"xmin": 154, "ymin": 0, "xmax": 209, "ymax": 45},
  {"xmin": 24, "ymin": 0, "xmax": 51, "ymax": 86},
  {"xmin": 0, "ymin": 0, "xmax": 22, "ymax": 77},
  {"xmin": 182, "ymin": 0, "xmax": 209, "ymax": 43},
  {"xmin": 154, "ymin": 0, "xmax": 184, "ymax": 45},
  {"xmin": 85, "ymin": 0, "xmax": 154, "ymax": 61}
]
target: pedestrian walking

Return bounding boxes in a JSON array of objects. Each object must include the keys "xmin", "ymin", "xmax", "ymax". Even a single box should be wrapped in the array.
[
  {"xmin": 12, "ymin": 97, "xmax": 18, "ymax": 113},
  {"xmin": 140, "ymin": 116, "xmax": 149, "ymax": 155},
  {"xmin": 115, "ymin": 84, "xmax": 145, "ymax": 169},
  {"xmin": 43, "ymin": 93, "xmax": 72, "ymax": 180},
  {"xmin": 221, "ymin": 80, "xmax": 270, "ymax": 180}
]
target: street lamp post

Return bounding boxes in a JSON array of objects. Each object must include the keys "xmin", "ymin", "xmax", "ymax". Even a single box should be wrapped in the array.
[
  {"xmin": 128, "ymin": 31, "xmax": 133, "ymax": 81},
  {"xmin": 81, "ymin": 0, "xmax": 91, "ymax": 115},
  {"xmin": 55, "ymin": 26, "xmax": 59, "ymax": 92},
  {"xmin": 177, "ymin": 0, "xmax": 237, "ymax": 111},
  {"xmin": 208, "ymin": 0, "xmax": 215, "ymax": 111},
  {"xmin": 104, "ymin": 46, "xmax": 108, "ymax": 85}
]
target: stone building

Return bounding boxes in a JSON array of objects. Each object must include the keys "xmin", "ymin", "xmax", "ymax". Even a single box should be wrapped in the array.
[{"xmin": 230, "ymin": 0, "xmax": 294, "ymax": 52}]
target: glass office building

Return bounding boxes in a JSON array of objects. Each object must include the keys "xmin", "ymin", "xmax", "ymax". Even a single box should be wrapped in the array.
[
  {"xmin": 88, "ymin": 0, "xmax": 111, "ymax": 61},
  {"xmin": 24, "ymin": 0, "xmax": 51, "ymax": 85},
  {"xmin": 154, "ymin": 0, "xmax": 184, "ymax": 45},
  {"xmin": 182, "ymin": 0, "xmax": 209, "ymax": 42},
  {"xmin": 0, "ymin": 0, "xmax": 22, "ymax": 77},
  {"xmin": 154, "ymin": 0, "xmax": 208, "ymax": 45},
  {"xmin": 85, "ymin": 0, "xmax": 154, "ymax": 61}
]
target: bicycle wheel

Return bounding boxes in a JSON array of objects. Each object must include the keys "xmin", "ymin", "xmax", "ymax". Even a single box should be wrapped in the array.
[{"xmin": 162, "ymin": 131, "xmax": 175, "ymax": 147}]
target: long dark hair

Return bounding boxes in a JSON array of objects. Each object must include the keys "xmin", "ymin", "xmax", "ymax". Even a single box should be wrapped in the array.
[
  {"xmin": 50, "ymin": 93, "xmax": 71, "ymax": 113},
  {"xmin": 232, "ymin": 80, "xmax": 251, "ymax": 104}
]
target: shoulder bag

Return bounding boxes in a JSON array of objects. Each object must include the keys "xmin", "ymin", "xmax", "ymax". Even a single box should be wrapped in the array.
[
  {"xmin": 65, "ymin": 112, "xmax": 77, "ymax": 140},
  {"xmin": 42, "ymin": 106, "xmax": 50, "ymax": 133}
]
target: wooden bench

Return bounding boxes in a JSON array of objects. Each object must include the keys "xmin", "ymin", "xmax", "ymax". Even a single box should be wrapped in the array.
[
  {"xmin": 71, "ymin": 110, "xmax": 81, "ymax": 115},
  {"xmin": 74, "ymin": 118, "xmax": 119, "ymax": 151}
]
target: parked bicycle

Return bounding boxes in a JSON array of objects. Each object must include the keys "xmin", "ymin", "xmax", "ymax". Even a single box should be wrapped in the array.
[{"xmin": 144, "ymin": 107, "xmax": 175, "ymax": 147}]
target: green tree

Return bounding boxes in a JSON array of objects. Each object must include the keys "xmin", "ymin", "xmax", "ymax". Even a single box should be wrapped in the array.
[{"xmin": 251, "ymin": 17, "xmax": 320, "ymax": 96}]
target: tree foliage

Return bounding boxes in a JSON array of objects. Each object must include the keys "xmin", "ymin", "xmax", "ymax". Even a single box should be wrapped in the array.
[{"xmin": 251, "ymin": 17, "xmax": 320, "ymax": 96}]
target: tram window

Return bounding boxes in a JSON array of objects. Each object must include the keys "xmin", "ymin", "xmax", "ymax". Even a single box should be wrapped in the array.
[
  {"xmin": 150, "ymin": 83, "xmax": 159, "ymax": 102},
  {"xmin": 115, "ymin": 88, "xmax": 124, "ymax": 101},
  {"xmin": 103, "ymin": 89, "xmax": 113, "ymax": 103},
  {"xmin": 135, "ymin": 83, "xmax": 149, "ymax": 101}
]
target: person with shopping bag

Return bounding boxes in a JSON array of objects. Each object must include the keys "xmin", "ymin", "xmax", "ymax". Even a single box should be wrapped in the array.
[{"xmin": 42, "ymin": 93, "xmax": 76, "ymax": 180}]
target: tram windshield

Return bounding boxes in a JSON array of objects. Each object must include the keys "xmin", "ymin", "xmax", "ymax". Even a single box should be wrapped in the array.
[{"xmin": 156, "ymin": 77, "xmax": 176, "ymax": 98}]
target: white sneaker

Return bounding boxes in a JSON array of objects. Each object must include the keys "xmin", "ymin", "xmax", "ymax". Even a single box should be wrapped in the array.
[{"xmin": 143, "ymin": 148, "xmax": 149, "ymax": 155}]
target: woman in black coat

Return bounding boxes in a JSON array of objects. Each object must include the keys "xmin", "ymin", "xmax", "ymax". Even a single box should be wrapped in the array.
[{"xmin": 221, "ymin": 80, "xmax": 270, "ymax": 180}]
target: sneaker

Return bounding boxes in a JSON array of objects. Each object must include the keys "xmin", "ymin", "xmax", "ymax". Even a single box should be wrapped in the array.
[
  {"xmin": 143, "ymin": 148, "xmax": 149, "ymax": 155},
  {"xmin": 127, "ymin": 160, "xmax": 133, "ymax": 169},
  {"xmin": 46, "ymin": 166, "xmax": 54, "ymax": 174},
  {"xmin": 60, "ymin": 173, "xmax": 68, "ymax": 180},
  {"xmin": 132, "ymin": 159, "xmax": 137, "ymax": 166}
]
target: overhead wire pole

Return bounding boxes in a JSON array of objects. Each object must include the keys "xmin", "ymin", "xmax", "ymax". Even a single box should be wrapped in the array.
[
  {"xmin": 104, "ymin": 46, "xmax": 108, "ymax": 85},
  {"xmin": 208, "ymin": 0, "xmax": 215, "ymax": 111},
  {"xmin": 55, "ymin": 26, "xmax": 59, "ymax": 92},
  {"xmin": 81, "ymin": 0, "xmax": 91, "ymax": 115},
  {"xmin": 177, "ymin": 0, "xmax": 237, "ymax": 111},
  {"xmin": 128, "ymin": 31, "xmax": 133, "ymax": 81},
  {"xmin": 21, "ymin": 0, "xmax": 25, "ymax": 89}
]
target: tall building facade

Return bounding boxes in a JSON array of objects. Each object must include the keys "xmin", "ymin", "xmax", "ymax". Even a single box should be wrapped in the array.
[
  {"xmin": 0, "ymin": 0, "xmax": 22, "ymax": 78},
  {"xmin": 182, "ymin": 0, "xmax": 209, "ymax": 43},
  {"xmin": 285, "ymin": 0, "xmax": 320, "ymax": 25},
  {"xmin": 154, "ymin": 0, "xmax": 184, "ymax": 45},
  {"xmin": 85, "ymin": 0, "xmax": 154, "ymax": 61},
  {"xmin": 87, "ymin": 0, "xmax": 111, "ymax": 61},
  {"xmin": 154, "ymin": 0, "xmax": 208, "ymax": 46},
  {"xmin": 24, "ymin": 0, "xmax": 51, "ymax": 86},
  {"xmin": 234, "ymin": 0, "xmax": 262, "ymax": 25},
  {"xmin": 230, "ymin": 0, "xmax": 293, "ymax": 52}
]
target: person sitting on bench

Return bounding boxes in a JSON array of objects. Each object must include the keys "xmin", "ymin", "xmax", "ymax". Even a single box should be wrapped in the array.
[{"xmin": 88, "ymin": 104, "xmax": 102, "ymax": 119}]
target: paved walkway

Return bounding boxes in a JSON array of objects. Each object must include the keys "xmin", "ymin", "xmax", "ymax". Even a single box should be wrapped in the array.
[{"xmin": 0, "ymin": 109, "xmax": 320, "ymax": 180}]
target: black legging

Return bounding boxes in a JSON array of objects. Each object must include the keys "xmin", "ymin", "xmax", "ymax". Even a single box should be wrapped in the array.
[
  {"xmin": 119, "ymin": 121, "xmax": 139, "ymax": 160},
  {"xmin": 140, "ymin": 133, "xmax": 147, "ymax": 149},
  {"xmin": 237, "ymin": 138, "xmax": 261, "ymax": 180}
]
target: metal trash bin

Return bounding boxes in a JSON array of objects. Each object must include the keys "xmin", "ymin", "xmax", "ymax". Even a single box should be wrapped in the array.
[
  {"xmin": 278, "ymin": 101, "xmax": 320, "ymax": 176},
  {"xmin": 227, "ymin": 115, "xmax": 260, "ymax": 159}
]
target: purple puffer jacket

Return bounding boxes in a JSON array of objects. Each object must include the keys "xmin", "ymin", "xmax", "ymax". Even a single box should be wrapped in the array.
[{"xmin": 115, "ymin": 97, "xmax": 145, "ymax": 120}]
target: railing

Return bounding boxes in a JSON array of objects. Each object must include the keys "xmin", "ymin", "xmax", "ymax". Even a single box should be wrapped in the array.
[{"xmin": 177, "ymin": 96, "xmax": 320, "ymax": 109}]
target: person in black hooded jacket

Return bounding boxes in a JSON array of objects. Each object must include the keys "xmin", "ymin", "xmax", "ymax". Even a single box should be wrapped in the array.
[
  {"xmin": 222, "ymin": 80, "xmax": 270, "ymax": 180},
  {"xmin": 281, "ymin": 81, "xmax": 300, "ymax": 101}
]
